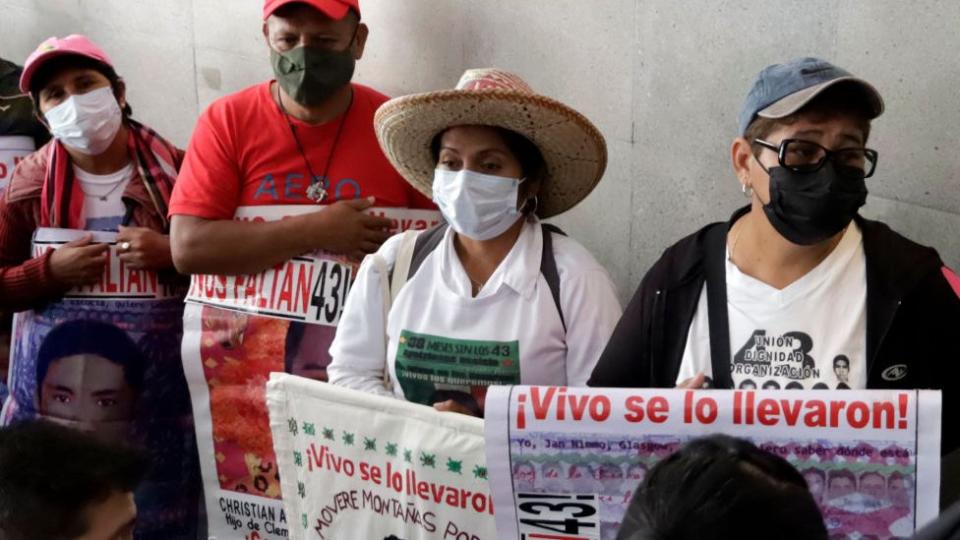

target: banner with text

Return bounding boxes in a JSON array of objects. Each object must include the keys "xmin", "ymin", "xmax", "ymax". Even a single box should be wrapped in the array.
[
  {"xmin": 485, "ymin": 387, "xmax": 941, "ymax": 540},
  {"xmin": 0, "ymin": 135, "xmax": 34, "ymax": 195},
  {"xmin": 267, "ymin": 374, "xmax": 496, "ymax": 540},
  {"xmin": 182, "ymin": 205, "xmax": 441, "ymax": 540},
  {"xmin": 1, "ymin": 228, "xmax": 199, "ymax": 540}
]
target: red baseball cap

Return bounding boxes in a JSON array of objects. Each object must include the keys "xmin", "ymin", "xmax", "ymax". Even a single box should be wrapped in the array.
[
  {"xmin": 19, "ymin": 34, "xmax": 114, "ymax": 94},
  {"xmin": 263, "ymin": 0, "xmax": 360, "ymax": 20}
]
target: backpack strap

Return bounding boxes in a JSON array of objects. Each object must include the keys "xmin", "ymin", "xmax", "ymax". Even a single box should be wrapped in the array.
[
  {"xmin": 388, "ymin": 223, "xmax": 449, "ymax": 300},
  {"xmin": 540, "ymin": 223, "xmax": 567, "ymax": 333},
  {"xmin": 704, "ymin": 224, "xmax": 734, "ymax": 389},
  {"xmin": 391, "ymin": 222, "xmax": 567, "ymax": 334},
  {"xmin": 389, "ymin": 230, "xmax": 420, "ymax": 305},
  {"xmin": 409, "ymin": 223, "xmax": 449, "ymax": 279}
]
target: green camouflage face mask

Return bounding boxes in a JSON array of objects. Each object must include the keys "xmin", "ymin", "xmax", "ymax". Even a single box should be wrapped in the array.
[{"xmin": 271, "ymin": 44, "xmax": 355, "ymax": 108}]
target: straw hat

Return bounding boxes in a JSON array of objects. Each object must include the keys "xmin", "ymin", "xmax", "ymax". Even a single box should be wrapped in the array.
[{"xmin": 374, "ymin": 68, "xmax": 607, "ymax": 218}]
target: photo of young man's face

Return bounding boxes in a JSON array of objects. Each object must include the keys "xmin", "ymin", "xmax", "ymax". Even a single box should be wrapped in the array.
[
  {"xmin": 39, "ymin": 353, "xmax": 137, "ymax": 439},
  {"xmin": 803, "ymin": 470, "xmax": 825, "ymax": 503},
  {"xmin": 859, "ymin": 473, "xmax": 886, "ymax": 500},
  {"xmin": 595, "ymin": 463, "xmax": 624, "ymax": 495},
  {"xmin": 568, "ymin": 464, "xmax": 596, "ymax": 494},
  {"xmin": 833, "ymin": 355, "xmax": 850, "ymax": 383},
  {"xmin": 888, "ymin": 475, "xmax": 912, "ymax": 507},
  {"xmin": 626, "ymin": 464, "xmax": 647, "ymax": 483},
  {"xmin": 828, "ymin": 475, "xmax": 856, "ymax": 500},
  {"xmin": 541, "ymin": 463, "xmax": 565, "ymax": 491},
  {"xmin": 513, "ymin": 463, "xmax": 536, "ymax": 491}
]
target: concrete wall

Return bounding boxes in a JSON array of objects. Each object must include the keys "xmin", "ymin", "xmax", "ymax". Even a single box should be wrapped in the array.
[{"xmin": 2, "ymin": 0, "xmax": 958, "ymax": 301}]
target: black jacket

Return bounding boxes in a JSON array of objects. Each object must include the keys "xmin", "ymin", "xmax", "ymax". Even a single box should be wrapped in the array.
[
  {"xmin": 0, "ymin": 59, "xmax": 49, "ymax": 146},
  {"xmin": 589, "ymin": 207, "xmax": 960, "ymax": 453}
]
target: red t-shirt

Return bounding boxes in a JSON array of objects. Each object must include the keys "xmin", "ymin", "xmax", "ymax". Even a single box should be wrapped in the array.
[{"xmin": 169, "ymin": 82, "xmax": 433, "ymax": 218}]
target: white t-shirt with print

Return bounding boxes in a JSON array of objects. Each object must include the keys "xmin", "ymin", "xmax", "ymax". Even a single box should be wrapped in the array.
[
  {"xmin": 677, "ymin": 223, "xmax": 867, "ymax": 391},
  {"xmin": 329, "ymin": 219, "xmax": 623, "ymax": 410},
  {"xmin": 74, "ymin": 162, "xmax": 134, "ymax": 231}
]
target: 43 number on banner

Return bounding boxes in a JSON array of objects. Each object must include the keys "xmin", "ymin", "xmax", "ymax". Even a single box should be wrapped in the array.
[
  {"xmin": 310, "ymin": 261, "xmax": 353, "ymax": 325},
  {"xmin": 517, "ymin": 493, "xmax": 600, "ymax": 539}
]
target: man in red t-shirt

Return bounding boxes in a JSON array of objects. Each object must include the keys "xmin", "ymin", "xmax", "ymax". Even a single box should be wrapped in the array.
[
  {"xmin": 169, "ymin": 0, "xmax": 433, "ymax": 272},
  {"xmin": 166, "ymin": 0, "xmax": 436, "ymax": 523}
]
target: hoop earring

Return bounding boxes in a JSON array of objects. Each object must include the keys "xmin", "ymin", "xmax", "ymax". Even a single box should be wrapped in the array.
[
  {"xmin": 741, "ymin": 183, "xmax": 753, "ymax": 199},
  {"xmin": 523, "ymin": 196, "xmax": 539, "ymax": 217}
]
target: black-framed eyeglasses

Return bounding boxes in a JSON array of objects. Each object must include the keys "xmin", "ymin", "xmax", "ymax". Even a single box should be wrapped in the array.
[{"xmin": 754, "ymin": 138, "xmax": 879, "ymax": 179}]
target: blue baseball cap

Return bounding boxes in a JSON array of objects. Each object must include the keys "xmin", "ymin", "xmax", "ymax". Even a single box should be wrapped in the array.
[{"xmin": 738, "ymin": 57, "xmax": 884, "ymax": 136}]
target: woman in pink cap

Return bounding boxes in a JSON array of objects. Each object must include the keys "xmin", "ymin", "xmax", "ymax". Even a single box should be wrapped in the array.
[
  {"xmin": 0, "ymin": 35, "xmax": 200, "ymax": 539},
  {"xmin": 0, "ymin": 34, "xmax": 181, "ymax": 307}
]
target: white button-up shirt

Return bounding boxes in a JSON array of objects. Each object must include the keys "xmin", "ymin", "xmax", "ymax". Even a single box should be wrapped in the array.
[{"xmin": 328, "ymin": 219, "xmax": 622, "ymax": 407}]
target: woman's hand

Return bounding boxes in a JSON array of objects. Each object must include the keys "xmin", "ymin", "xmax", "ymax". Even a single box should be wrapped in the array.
[
  {"xmin": 116, "ymin": 226, "xmax": 173, "ymax": 270},
  {"xmin": 49, "ymin": 234, "xmax": 109, "ymax": 286},
  {"xmin": 676, "ymin": 372, "xmax": 707, "ymax": 389},
  {"xmin": 433, "ymin": 399, "xmax": 478, "ymax": 416}
]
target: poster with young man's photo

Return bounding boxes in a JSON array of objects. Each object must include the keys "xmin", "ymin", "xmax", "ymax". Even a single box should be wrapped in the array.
[{"xmin": 0, "ymin": 228, "xmax": 200, "ymax": 540}]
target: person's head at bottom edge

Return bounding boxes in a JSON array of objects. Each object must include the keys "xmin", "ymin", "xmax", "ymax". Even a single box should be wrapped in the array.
[
  {"xmin": 0, "ymin": 419, "xmax": 147, "ymax": 540},
  {"xmin": 617, "ymin": 434, "xmax": 827, "ymax": 540}
]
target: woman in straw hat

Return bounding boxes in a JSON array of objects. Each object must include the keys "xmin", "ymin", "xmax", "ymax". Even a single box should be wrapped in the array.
[{"xmin": 329, "ymin": 68, "xmax": 622, "ymax": 416}]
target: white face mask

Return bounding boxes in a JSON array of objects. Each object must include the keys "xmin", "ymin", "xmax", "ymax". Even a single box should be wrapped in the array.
[
  {"xmin": 44, "ymin": 86, "xmax": 123, "ymax": 156},
  {"xmin": 432, "ymin": 168, "xmax": 525, "ymax": 241}
]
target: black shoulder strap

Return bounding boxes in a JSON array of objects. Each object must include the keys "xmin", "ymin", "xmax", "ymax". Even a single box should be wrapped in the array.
[
  {"xmin": 407, "ymin": 223, "xmax": 449, "ymax": 280},
  {"xmin": 704, "ymin": 224, "xmax": 733, "ymax": 388},
  {"xmin": 540, "ymin": 223, "xmax": 567, "ymax": 333},
  {"xmin": 399, "ymin": 222, "xmax": 568, "ymax": 334}
]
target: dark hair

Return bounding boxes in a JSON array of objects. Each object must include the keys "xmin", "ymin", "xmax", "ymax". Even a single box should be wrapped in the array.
[
  {"xmin": 617, "ymin": 435, "xmax": 827, "ymax": 540},
  {"xmin": 887, "ymin": 471, "xmax": 907, "ymax": 487},
  {"xmin": 36, "ymin": 319, "xmax": 145, "ymax": 397},
  {"xmin": 801, "ymin": 468, "xmax": 826, "ymax": 483},
  {"xmin": 762, "ymin": 380, "xmax": 781, "ymax": 390},
  {"xmin": 828, "ymin": 469, "xmax": 856, "ymax": 486},
  {"xmin": 430, "ymin": 126, "xmax": 547, "ymax": 215},
  {"xmin": 0, "ymin": 420, "xmax": 147, "ymax": 540},
  {"xmin": 833, "ymin": 355, "xmax": 850, "ymax": 368},
  {"xmin": 744, "ymin": 83, "xmax": 873, "ymax": 156},
  {"xmin": 29, "ymin": 54, "xmax": 133, "ymax": 118},
  {"xmin": 860, "ymin": 471, "xmax": 885, "ymax": 484},
  {"xmin": 785, "ymin": 381, "xmax": 804, "ymax": 390}
]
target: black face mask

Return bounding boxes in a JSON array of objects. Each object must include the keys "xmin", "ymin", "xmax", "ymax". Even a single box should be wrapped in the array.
[
  {"xmin": 761, "ymin": 163, "xmax": 868, "ymax": 245},
  {"xmin": 271, "ymin": 41, "xmax": 356, "ymax": 108}
]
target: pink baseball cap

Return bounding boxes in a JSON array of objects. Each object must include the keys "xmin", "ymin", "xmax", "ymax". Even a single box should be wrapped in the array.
[
  {"xmin": 263, "ymin": 0, "xmax": 360, "ymax": 20},
  {"xmin": 19, "ymin": 34, "xmax": 114, "ymax": 94}
]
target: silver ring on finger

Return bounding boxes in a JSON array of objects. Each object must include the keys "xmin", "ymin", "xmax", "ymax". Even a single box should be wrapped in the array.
[{"xmin": 119, "ymin": 241, "xmax": 131, "ymax": 252}]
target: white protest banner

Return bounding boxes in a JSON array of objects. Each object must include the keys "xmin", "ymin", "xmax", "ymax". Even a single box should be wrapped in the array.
[
  {"xmin": 2, "ymin": 227, "xmax": 201, "ymax": 538},
  {"xmin": 182, "ymin": 205, "xmax": 441, "ymax": 540},
  {"xmin": 485, "ymin": 387, "xmax": 941, "ymax": 540},
  {"xmin": 0, "ymin": 135, "xmax": 35, "ymax": 194},
  {"xmin": 266, "ymin": 373, "xmax": 496, "ymax": 540}
]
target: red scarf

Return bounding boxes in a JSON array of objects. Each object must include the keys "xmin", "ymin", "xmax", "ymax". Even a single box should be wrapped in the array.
[{"xmin": 39, "ymin": 119, "xmax": 178, "ymax": 229}]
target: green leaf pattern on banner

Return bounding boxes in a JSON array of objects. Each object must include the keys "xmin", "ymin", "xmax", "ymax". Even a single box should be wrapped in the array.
[{"xmin": 295, "ymin": 419, "xmax": 487, "ymax": 482}]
